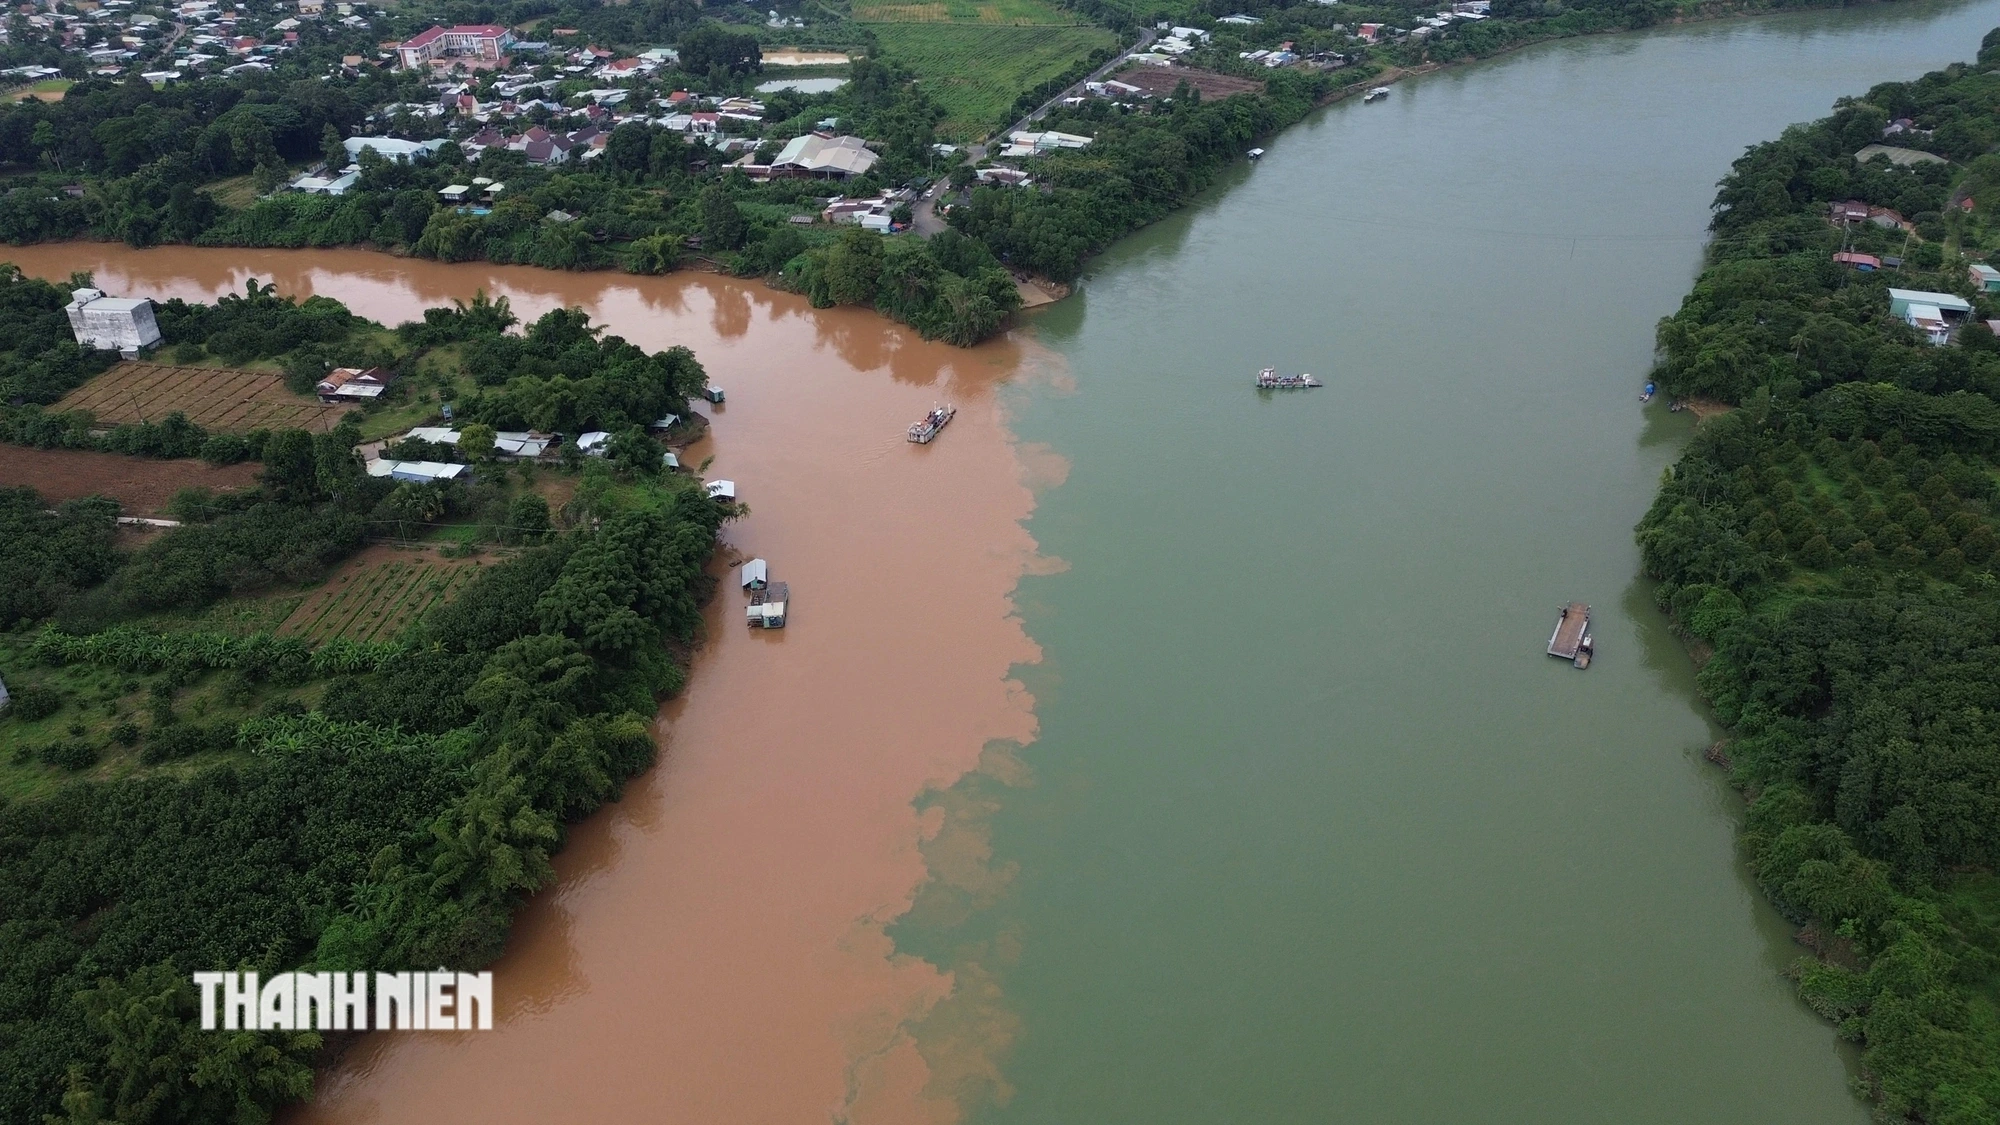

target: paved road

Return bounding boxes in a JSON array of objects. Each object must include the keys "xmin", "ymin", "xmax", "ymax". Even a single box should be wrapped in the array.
[
  {"xmin": 1004, "ymin": 27, "xmax": 1157, "ymax": 139},
  {"xmin": 915, "ymin": 27, "xmax": 1159, "ymax": 237}
]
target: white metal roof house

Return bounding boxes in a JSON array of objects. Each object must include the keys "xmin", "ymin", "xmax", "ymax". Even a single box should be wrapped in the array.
[
  {"xmin": 318, "ymin": 366, "xmax": 391, "ymax": 402},
  {"xmin": 575, "ymin": 430, "xmax": 612, "ymax": 456},
  {"xmin": 1887, "ymin": 287, "xmax": 1974, "ymax": 317},
  {"xmin": 770, "ymin": 133, "xmax": 878, "ymax": 179},
  {"xmin": 65, "ymin": 288, "xmax": 161, "ymax": 355},
  {"xmin": 747, "ymin": 580, "xmax": 788, "ymax": 628},
  {"xmin": 705, "ymin": 479, "xmax": 736, "ymax": 500},
  {"xmin": 1889, "ymin": 288, "xmax": 1973, "ymax": 344},
  {"xmin": 366, "ymin": 459, "xmax": 468, "ymax": 482},
  {"xmin": 741, "ymin": 558, "xmax": 769, "ymax": 590},
  {"xmin": 290, "ymin": 170, "xmax": 358, "ymax": 195},
  {"xmin": 492, "ymin": 431, "xmax": 550, "ymax": 458},
  {"xmin": 344, "ymin": 136, "xmax": 446, "ymax": 162}
]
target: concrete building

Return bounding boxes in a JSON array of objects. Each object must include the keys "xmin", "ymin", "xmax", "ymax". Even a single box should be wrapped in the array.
[
  {"xmin": 1971, "ymin": 263, "xmax": 2000, "ymax": 292},
  {"xmin": 65, "ymin": 288, "xmax": 161, "ymax": 355},
  {"xmin": 395, "ymin": 24, "xmax": 514, "ymax": 70}
]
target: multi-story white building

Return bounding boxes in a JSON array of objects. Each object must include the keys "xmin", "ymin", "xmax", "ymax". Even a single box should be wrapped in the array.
[
  {"xmin": 65, "ymin": 288, "xmax": 162, "ymax": 355},
  {"xmin": 395, "ymin": 24, "xmax": 514, "ymax": 70}
]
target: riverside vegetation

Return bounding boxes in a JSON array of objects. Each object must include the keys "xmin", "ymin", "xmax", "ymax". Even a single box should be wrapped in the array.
[
  {"xmin": 1639, "ymin": 30, "xmax": 2000, "ymax": 1123},
  {"xmin": 0, "ymin": 0, "xmax": 1876, "ymax": 345},
  {"xmin": 0, "ymin": 278, "xmax": 734, "ymax": 1124}
]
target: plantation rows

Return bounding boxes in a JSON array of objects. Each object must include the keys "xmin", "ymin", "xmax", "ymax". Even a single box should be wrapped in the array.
[{"xmin": 279, "ymin": 558, "xmax": 480, "ymax": 643}]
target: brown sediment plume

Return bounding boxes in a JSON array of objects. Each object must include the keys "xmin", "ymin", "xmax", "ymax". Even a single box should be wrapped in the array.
[{"xmin": 1, "ymin": 245, "xmax": 1054, "ymax": 1125}]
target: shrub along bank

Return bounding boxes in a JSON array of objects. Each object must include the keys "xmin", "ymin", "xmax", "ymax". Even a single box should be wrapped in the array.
[{"xmin": 1638, "ymin": 32, "xmax": 2000, "ymax": 1123}]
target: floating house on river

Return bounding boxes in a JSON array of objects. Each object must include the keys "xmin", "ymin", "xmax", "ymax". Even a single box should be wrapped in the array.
[
  {"xmin": 741, "ymin": 558, "xmax": 768, "ymax": 591},
  {"xmin": 748, "ymin": 580, "xmax": 788, "ymax": 628}
]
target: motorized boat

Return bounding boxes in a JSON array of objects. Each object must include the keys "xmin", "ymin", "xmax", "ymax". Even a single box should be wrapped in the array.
[{"xmin": 1255, "ymin": 366, "xmax": 1322, "ymax": 390}]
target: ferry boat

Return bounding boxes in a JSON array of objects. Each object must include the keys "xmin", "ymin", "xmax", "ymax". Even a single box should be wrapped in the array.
[
  {"xmin": 907, "ymin": 403, "xmax": 956, "ymax": 443},
  {"xmin": 1640, "ymin": 381, "xmax": 1656, "ymax": 403},
  {"xmin": 1364, "ymin": 86, "xmax": 1391, "ymax": 102},
  {"xmin": 1255, "ymin": 367, "xmax": 1321, "ymax": 390}
]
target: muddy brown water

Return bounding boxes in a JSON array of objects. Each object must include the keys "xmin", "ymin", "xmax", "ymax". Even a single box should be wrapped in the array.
[
  {"xmin": 2, "ymin": 244, "xmax": 1050, "ymax": 1125},
  {"xmin": 15, "ymin": 9, "xmax": 2000, "ymax": 1112}
]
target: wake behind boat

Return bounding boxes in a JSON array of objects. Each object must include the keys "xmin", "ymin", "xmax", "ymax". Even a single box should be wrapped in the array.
[{"xmin": 1256, "ymin": 366, "xmax": 1321, "ymax": 390}]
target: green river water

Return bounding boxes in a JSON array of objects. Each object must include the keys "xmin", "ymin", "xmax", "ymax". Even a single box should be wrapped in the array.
[{"xmin": 893, "ymin": 5, "xmax": 2000, "ymax": 1122}]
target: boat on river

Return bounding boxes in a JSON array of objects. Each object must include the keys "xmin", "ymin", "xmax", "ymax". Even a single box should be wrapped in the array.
[
  {"xmin": 1364, "ymin": 86, "xmax": 1391, "ymax": 102},
  {"xmin": 907, "ymin": 403, "xmax": 956, "ymax": 443},
  {"xmin": 1255, "ymin": 367, "xmax": 1321, "ymax": 390},
  {"xmin": 1640, "ymin": 381, "xmax": 1656, "ymax": 403}
]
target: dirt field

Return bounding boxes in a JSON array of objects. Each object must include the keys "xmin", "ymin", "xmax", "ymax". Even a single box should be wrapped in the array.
[
  {"xmin": 56, "ymin": 362, "xmax": 344, "ymax": 434},
  {"xmin": 1109, "ymin": 65, "xmax": 1265, "ymax": 100},
  {"xmin": 277, "ymin": 545, "xmax": 487, "ymax": 642},
  {"xmin": 0, "ymin": 444, "xmax": 260, "ymax": 514}
]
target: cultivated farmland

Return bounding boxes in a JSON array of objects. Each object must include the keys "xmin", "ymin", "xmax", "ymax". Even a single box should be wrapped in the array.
[
  {"xmin": 277, "ymin": 547, "xmax": 484, "ymax": 642},
  {"xmin": 0, "ymin": 444, "xmax": 260, "ymax": 514},
  {"xmin": 870, "ymin": 24, "xmax": 1117, "ymax": 137},
  {"xmin": 55, "ymin": 362, "xmax": 344, "ymax": 434}
]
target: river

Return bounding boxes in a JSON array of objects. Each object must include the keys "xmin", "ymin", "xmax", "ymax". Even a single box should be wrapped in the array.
[{"xmin": 9, "ymin": 4, "xmax": 2000, "ymax": 1119}]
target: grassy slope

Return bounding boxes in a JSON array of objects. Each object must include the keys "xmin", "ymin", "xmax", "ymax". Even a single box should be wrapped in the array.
[{"xmin": 870, "ymin": 23, "xmax": 1117, "ymax": 137}]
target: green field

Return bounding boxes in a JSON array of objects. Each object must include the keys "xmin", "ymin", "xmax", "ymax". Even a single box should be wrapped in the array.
[
  {"xmin": 853, "ymin": 0, "xmax": 1089, "ymax": 24},
  {"xmin": 870, "ymin": 24, "xmax": 1117, "ymax": 138}
]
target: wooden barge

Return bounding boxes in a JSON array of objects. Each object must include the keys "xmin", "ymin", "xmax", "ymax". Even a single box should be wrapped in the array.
[{"xmin": 1547, "ymin": 602, "xmax": 1593, "ymax": 669}]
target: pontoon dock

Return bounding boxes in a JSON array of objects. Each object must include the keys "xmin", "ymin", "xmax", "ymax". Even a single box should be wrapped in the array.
[{"xmin": 1547, "ymin": 602, "xmax": 1593, "ymax": 668}]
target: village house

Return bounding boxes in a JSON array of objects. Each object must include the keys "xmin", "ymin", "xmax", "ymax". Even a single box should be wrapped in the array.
[
  {"xmin": 65, "ymin": 288, "xmax": 161, "ymax": 355},
  {"xmin": 997, "ymin": 130, "xmax": 1092, "ymax": 158},
  {"xmin": 404, "ymin": 425, "xmax": 553, "ymax": 458},
  {"xmin": 772, "ymin": 133, "xmax": 878, "ymax": 178},
  {"xmin": 1971, "ymin": 263, "xmax": 2000, "ymax": 293},
  {"xmin": 316, "ymin": 366, "xmax": 392, "ymax": 402},
  {"xmin": 1889, "ymin": 288, "xmax": 1974, "ymax": 345},
  {"xmin": 1832, "ymin": 251, "xmax": 1881, "ymax": 271},
  {"xmin": 345, "ymin": 136, "xmax": 445, "ymax": 162},
  {"xmin": 367, "ymin": 459, "xmax": 467, "ymax": 482},
  {"xmin": 289, "ymin": 169, "xmax": 357, "ymax": 195}
]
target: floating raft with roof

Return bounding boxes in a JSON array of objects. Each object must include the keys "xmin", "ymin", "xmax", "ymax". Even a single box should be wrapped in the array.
[{"xmin": 1548, "ymin": 602, "xmax": 1593, "ymax": 668}]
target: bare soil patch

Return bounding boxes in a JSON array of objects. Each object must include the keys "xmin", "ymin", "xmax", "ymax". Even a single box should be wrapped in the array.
[
  {"xmin": 56, "ymin": 362, "xmax": 344, "ymax": 433},
  {"xmin": 763, "ymin": 49, "xmax": 852, "ymax": 65},
  {"xmin": 0, "ymin": 444, "xmax": 260, "ymax": 514},
  {"xmin": 1110, "ymin": 65, "xmax": 1265, "ymax": 100}
]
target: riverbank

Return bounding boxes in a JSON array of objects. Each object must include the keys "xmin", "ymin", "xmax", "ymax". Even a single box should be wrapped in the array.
[{"xmin": 0, "ymin": 244, "xmax": 1061, "ymax": 1124}]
